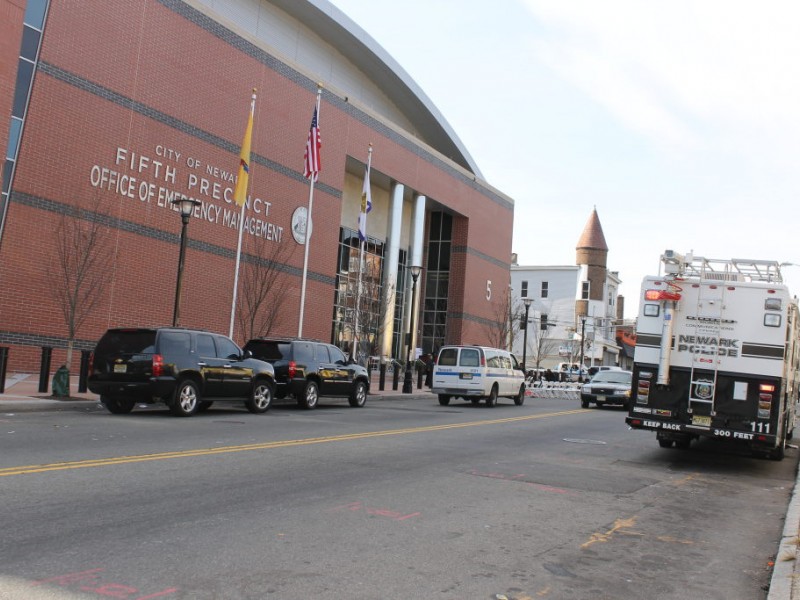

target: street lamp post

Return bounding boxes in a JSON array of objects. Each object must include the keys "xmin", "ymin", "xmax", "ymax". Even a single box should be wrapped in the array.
[
  {"xmin": 579, "ymin": 316, "xmax": 587, "ymax": 382},
  {"xmin": 171, "ymin": 197, "xmax": 201, "ymax": 327},
  {"xmin": 402, "ymin": 265, "xmax": 422, "ymax": 394},
  {"xmin": 521, "ymin": 297, "xmax": 532, "ymax": 375}
]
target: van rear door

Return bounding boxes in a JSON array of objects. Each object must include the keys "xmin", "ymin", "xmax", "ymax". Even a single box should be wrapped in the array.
[{"xmin": 432, "ymin": 347, "xmax": 484, "ymax": 396}]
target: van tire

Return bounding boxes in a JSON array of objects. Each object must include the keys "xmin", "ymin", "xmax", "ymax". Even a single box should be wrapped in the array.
[
  {"xmin": 485, "ymin": 385, "xmax": 498, "ymax": 407},
  {"xmin": 514, "ymin": 384, "xmax": 525, "ymax": 405},
  {"xmin": 438, "ymin": 394, "xmax": 451, "ymax": 406}
]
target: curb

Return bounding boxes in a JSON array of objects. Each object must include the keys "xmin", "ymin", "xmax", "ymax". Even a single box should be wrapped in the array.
[{"xmin": 768, "ymin": 458, "xmax": 800, "ymax": 599}]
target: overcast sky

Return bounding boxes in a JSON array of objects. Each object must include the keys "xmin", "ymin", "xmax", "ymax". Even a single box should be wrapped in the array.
[{"xmin": 328, "ymin": 0, "xmax": 800, "ymax": 317}]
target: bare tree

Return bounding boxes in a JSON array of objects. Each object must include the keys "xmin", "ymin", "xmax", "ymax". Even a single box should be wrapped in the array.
[
  {"xmin": 53, "ymin": 194, "xmax": 112, "ymax": 381},
  {"xmin": 345, "ymin": 253, "xmax": 387, "ymax": 364},
  {"xmin": 236, "ymin": 236, "xmax": 298, "ymax": 342},
  {"xmin": 483, "ymin": 287, "xmax": 524, "ymax": 351},
  {"xmin": 526, "ymin": 320, "xmax": 561, "ymax": 373}
]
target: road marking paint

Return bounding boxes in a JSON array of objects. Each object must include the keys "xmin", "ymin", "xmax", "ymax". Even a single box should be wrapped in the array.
[
  {"xmin": 0, "ymin": 408, "xmax": 585, "ymax": 477},
  {"xmin": 581, "ymin": 516, "xmax": 639, "ymax": 549}
]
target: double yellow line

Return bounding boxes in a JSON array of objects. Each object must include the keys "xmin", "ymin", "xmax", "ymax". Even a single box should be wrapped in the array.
[{"xmin": 0, "ymin": 408, "xmax": 585, "ymax": 477}]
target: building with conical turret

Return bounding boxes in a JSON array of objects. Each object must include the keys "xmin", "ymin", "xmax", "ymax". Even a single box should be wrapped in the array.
[{"xmin": 510, "ymin": 209, "xmax": 627, "ymax": 373}]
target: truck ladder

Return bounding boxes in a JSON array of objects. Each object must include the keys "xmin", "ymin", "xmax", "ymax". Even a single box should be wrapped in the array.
[{"xmin": 687, "ymin": 267, "xmax": 728, "ymax": 415}]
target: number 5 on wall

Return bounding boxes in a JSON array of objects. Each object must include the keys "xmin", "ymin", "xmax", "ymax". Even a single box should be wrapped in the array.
[{"xmin": 486, "ymin": 280, "xmax": 492, "ymax": 300}]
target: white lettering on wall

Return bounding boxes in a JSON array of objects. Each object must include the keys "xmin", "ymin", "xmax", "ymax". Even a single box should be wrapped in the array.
[{"xmin": 90, "ymin": 145, "xmax": 283, "ymax": 243}]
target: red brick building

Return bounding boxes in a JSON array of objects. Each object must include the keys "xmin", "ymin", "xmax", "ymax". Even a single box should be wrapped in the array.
[{"xmin": 0, "ymin": 0, "xmax": 515, "ymax": 375}]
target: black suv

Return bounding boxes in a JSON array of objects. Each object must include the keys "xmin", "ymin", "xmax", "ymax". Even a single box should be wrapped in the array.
[
  {"xmin": 243, "ymin": 338, "xmax": 369, "ymax": 409},
  {"xmin": 88, "ymin": 327, "xmax": 276, "ymax": 417}
]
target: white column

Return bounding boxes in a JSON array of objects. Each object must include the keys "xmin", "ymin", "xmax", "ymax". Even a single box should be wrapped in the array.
[
  {"xmin": 380, "ymin": 182, "xmax": 404, "ymax": 361},
  {"xmin": 409, "ymin": 194, "xmax": 426, "ymax": 354}
]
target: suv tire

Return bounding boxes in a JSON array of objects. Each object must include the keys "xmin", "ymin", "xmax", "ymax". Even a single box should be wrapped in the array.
[
  {"xmin": 101, "ymin": 395, "xmax": 136, "ymax": 414},
  {"xmin": 299, "ymin": 380, "xmax": 319, "ymax": 409},
  {"xmin": 438, "ymin": 394, "xmax": 451, "ymax": 406},
  {"xmin": 170, "ymin": 379, "xmax": 200, "ymax": 417},
  {"xmin": 246, "ymin": 380, "xmax": 273, "ymax": 413},
  {"xmin": 348, "ymin": 380, "xmax": 367, "ymax": 407}
]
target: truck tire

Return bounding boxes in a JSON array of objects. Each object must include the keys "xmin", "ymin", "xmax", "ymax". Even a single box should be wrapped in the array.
[
  {"xmin": 658, "ymin": 439, "xmax": 674, "ymax": 448},
  {"xmin": 438, "ymin": 394, "xmax": 451, "ymax": 406}
]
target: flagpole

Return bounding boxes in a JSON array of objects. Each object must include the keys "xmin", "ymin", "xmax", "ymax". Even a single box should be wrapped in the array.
[
  {"xmin": 229, "ymin": 88, "xmax": 257, "ymax": 339},
  {"xmin": 298, "ymin": 86, "xmax": 322, "ymax": 339},
  {"xmin": 353, "ymin": 144, "xmax": 372, "ymax": 365}
]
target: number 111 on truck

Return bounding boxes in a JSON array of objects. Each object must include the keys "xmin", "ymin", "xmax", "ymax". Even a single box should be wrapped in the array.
[{"xmin": 625, "ymin": 250, "xmax": 800, "ymax": 460}]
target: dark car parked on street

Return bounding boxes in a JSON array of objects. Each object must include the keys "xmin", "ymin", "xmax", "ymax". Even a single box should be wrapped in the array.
[
  {"xmin": 243, "ymin": 338, "xmax": 369, "ymax": 409},
  {"xmin": 580, "ymin": 369, "xmax": 632, "ymax": 409},
  {"xmin": 88, "ymin": 327, "xmax": 276, "ymax": 416}
]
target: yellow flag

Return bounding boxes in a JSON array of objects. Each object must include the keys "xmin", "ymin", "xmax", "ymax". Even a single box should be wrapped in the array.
[{"xmin": 233, "ymin": 110, "xmax": 253, "ymax": 207}]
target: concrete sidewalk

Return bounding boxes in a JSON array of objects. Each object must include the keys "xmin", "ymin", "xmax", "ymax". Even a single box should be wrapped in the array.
[
  {"xmin": 0, "ymin": 372, "xmax": 432, "ymax": 403},
  {"xmin": 2, "ymin": 372, "xmax": 798, "ymax": 598}
]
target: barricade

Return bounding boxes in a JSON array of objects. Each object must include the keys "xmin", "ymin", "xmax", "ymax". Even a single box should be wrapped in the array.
[{"xmin": 526, "ymin": 380, "xmax": 580, "ymax": 400}]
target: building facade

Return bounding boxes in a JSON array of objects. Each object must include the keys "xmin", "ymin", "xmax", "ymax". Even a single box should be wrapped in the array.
[
  {"xmin": 0, "ymin": 0, "xmax": 515, "ymax": 374},
  {"xmin": 510, "ymin": 209, "xmax": 624, "ymax": 371}
]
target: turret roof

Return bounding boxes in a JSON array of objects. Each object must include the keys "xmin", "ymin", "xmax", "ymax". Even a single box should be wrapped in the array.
[{"xmin": 576, "ymin": 208, "xmax": 608, "ymax": 251}]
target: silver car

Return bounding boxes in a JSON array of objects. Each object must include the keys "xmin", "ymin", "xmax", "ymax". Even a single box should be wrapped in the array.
[{"xmin": 580, "ymin": 370, "xmax": 632, "ymax": 409}]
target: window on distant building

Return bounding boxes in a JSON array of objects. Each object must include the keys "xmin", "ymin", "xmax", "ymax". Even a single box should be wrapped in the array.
[
  {"xmin": 541, "ymin": 281, "xmax": 548, "ymax": 298},
  {"xmin": 521, "ymin": 280, "xmax": 528, "ymax": 298},
  {"xmin": 581, "ymin": 281, "xmax": 590, "ymax": 300},
  {"xmin": 540, "ymin": 314, "xmax": 548, "ymax": 331}
]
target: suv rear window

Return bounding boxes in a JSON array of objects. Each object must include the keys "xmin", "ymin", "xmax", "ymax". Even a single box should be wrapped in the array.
[
  {"xmin": 95, "ymin": 330, "xmax": 156, "ymax": 358},
  {"xmin": 157, "ymin": 331, "xmax": 191, "ymax": 356},
  {"xmin": 245, "ymin": 340, "xmax": 291, "ymax": 361}
]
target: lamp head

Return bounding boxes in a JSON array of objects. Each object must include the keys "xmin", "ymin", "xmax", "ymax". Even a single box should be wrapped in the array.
[
  {"xmin": 410, "ymin": 265, "xmax": 422, "ymax": 281},
  {"xmin": 172, "ymin": 196, "xmax": 201, "ymax": 218},
  {"xmin": 522, "ymin": 297, "xmax": 533, "ymax": 308}
]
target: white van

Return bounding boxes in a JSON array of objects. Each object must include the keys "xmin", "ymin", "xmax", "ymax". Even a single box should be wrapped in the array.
[{"xmin": 431, "ymin": 345, "xmax": 526, "ymax": 406}]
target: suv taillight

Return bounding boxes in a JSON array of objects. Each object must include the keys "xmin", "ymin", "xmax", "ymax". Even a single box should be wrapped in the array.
[
  {"xmin": 288, "ymin": 360, "xmax": 296, "ymax": 379},
  {"xmin": 153, "ymin": 354, "xmax": 164, "ymax": 377}
]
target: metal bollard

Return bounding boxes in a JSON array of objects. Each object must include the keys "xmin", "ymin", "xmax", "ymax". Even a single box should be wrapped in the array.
[
  {"xmin": 78, "ymin": 349, "xmax": 91, "ymax": 393},
  {"xmin": 379, "ymin": 363, "xmax": 386, "ymax": 391},
  {"xmin": 417, "ymin": 367, "xmax": 423, "ymax": 389},
  {"xmin": 392, "ymin": 364, "xmax": 400, "ymax": 390},
  {"xmin": 39, "ymin": 346, "xmax": 52, "ymax": 393},
  {"xmin": 0, "ymin": 347, "xmax": 8, "ymax": 394}
]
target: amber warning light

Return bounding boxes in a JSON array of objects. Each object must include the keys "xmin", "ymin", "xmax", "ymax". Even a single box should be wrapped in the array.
[{"xmin": 645, "ymin": 289, "xmax": 682, "ymax": 301}]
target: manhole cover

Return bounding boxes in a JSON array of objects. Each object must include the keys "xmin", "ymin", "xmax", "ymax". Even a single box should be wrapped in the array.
[{"xmin": 563, "ymin": 438, "xmax": 606, "ymax": 445}]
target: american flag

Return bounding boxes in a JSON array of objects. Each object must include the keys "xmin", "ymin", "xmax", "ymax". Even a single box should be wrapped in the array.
[{"xmin": 303, "ymin": 107, "xmax": 321, "ymax": 181}]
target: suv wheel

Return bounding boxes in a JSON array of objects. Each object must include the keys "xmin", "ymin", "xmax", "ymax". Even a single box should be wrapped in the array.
[
  {"xmin": 438, "ymin": 394, "xmax": 451, "ymax": 406},
  {"xmin": 170, "ymin": 379, "xmax": 200, "ymax": 417},
  {"xmin": 101, "ymin": 395, "xmax": 135, "ymax": 414},
  {"xmin": 349, "ymin": 380, "xmax": 367, "ymax": 407},
  {"xmin": 246, "ymin": 380, "xmax": 273, "ymax": 414},
  {"xmin": 299, "ymin": 380, "xmax": 319, "ymax": 409}
]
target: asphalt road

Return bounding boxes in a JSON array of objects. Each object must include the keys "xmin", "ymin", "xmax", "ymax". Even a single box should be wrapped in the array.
[{"xmin": 0, "ymin": 395, "xmax": 796, "ymax": 599}]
